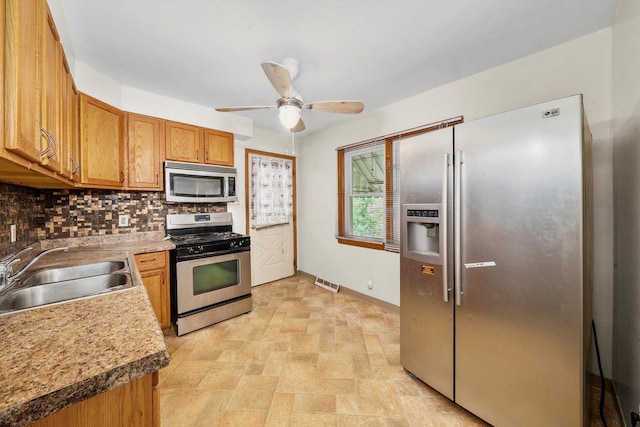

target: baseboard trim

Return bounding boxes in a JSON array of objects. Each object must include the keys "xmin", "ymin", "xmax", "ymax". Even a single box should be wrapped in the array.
[{"xmin": 296, "ymin": 270, "xmax": 399, "ymax": 314}]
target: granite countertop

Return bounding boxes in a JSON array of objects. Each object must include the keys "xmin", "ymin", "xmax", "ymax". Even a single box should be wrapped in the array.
[
  {"xmin": 0, "ymin": 235, "xmax": 174, "ymax": 426},
  {"xmin": 38, "ymin": 231, "xmax": 175, "ymax": 255}
]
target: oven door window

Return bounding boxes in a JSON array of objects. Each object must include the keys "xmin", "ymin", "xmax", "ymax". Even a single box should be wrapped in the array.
[
  {"xmin": 171, "ymin": 173, "xmax": 224, "ymax": 198},
  {"xmin": 192, "ymin": 259, "xmax": 239, "ymax": 295}
]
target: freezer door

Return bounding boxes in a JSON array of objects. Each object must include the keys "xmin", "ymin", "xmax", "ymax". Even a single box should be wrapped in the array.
[
  {"xmin": 454, "ymin": 96, "xmax": 587, "ymax": 426},
  {"xmin": 399, "ymin": 127, "xmax": 454, "ymax": 399}
]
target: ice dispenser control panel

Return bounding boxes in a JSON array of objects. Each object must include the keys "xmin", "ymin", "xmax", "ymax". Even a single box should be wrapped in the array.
[{"xmin": 402, "ymin": 203, "xmax": 444, "ymax": 265}]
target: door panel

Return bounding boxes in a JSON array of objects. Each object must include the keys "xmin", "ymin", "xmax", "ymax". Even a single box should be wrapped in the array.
[
  {"xmin": 399, "ymin": 127, "xmax": 454, "ymax": 399},
  {"xmin": 247, "ymin": 151, "xmax": 296, "ymax": 286},
  {"xmin": 454, "ymin": 96, "xmax": 585, "ymax": 426},
  {"xmin": 251, "ymin": 220, "xmax": 294, "ymax": 286}
]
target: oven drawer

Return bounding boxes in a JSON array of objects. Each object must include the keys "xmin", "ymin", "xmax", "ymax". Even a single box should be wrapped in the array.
[{"xmin": 135, "ymin": 251, "xmax": 167, "ymax": 271}]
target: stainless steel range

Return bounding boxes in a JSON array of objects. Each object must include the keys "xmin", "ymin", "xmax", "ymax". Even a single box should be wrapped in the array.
[{"xmin": 167, "ymin": 212, "xmax": 251, "ymax": 336}]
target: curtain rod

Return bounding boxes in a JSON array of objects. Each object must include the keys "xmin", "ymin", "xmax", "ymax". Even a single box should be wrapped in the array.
[{"xmin": 336, "ymin": 115, "xmax": 464, "ymax": 151}]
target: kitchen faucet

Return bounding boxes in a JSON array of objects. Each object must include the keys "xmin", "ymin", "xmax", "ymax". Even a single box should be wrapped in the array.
[
  {"xmin": 0, "ymin": 247, "xmax": 68, "ymax": 292},
  {"xmin": 0, "ymin": 247, "xmax": 33, "ymax": 290}
]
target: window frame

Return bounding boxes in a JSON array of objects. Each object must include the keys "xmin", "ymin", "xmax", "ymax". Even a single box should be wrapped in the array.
[
  {"xmin": 337, "ymin": 116, "xmax": 464, "ymax": 251},
  {"xmin": 343, "ymin": 144, "xmax": 386, "ymax": 241}
]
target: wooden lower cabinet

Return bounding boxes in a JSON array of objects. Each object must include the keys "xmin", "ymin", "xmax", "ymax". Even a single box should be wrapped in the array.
[
  {"xmin": 135, "ymin": 251, "xmax": 171, "ymax": 334},
  {"xmin": 29, "ymin": 372, "xmax": 160, "ymax": 427}
]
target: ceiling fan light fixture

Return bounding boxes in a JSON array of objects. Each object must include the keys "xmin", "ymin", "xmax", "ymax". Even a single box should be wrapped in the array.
[{"xmin": 278, "ymin": 104, "xmax": 301, "ymax": 129}]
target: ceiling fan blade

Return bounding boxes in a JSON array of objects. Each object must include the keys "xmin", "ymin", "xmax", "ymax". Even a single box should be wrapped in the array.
[
  {"xmin": 292, "ymin": 118, "xmax": 306, "ymax": 133},
  {"xmin": 215, "ymin": 105, "xmax": 275, "ymax": 112},
  {"xmin": 303, "ymin": 101, "xmax": 364, "ymax": 114},
  {"xmin": 261, "ymin": 61, "xmax": 293, "ymax": 98}
]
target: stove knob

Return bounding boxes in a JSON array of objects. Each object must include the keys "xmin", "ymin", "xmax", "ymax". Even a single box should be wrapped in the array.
[
  {"xmin": 197, "ymin": 245, "xmax": 204, "ymax": 254},
  {"xmin": 187, "ymin": 247, "xmax": 195, "ymax": 255},
  {"xmin": 230, "ymin": 241, "xmax": 238, "ymax": 249}
]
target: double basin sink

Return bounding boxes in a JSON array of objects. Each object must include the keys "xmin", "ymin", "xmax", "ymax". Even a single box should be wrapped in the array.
[{"xmin": 0, "ymin": 251, "xmax": 134, "ymax": 314}]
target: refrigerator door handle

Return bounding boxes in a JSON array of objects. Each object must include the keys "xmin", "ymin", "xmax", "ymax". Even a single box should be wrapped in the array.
[
  {"xmin": 454, "ymin": 150, "xmax": 463, "ymax": 306},
  {"xmin": 442, "ymin": 153, "xmax": 450, "ymax": 302}
]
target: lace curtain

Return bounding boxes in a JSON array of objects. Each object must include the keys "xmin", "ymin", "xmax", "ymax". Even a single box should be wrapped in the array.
[{"xmin": 250, "ymin": 155, "xmax": 294, "ymax": 225}]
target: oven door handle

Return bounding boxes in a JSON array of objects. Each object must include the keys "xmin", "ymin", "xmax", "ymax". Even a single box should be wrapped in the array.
[{"xmin": 175, "ymin": 248, "xmax": 250, "ymax": 262}]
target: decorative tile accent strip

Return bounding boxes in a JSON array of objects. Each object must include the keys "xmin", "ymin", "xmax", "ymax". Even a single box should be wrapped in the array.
[{"xmin": 0, "ymin": 182, "xmax": 44, "ymax": 257}]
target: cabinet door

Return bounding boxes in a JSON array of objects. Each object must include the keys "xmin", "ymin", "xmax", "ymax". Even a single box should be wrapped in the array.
[
  {"xmin": 40, "ymin": 8, "xmax": 62, "ymax": 173},
  {"xmin": 79, "ymin": 94, "xmax": 125, "ymax": 188},
  {"xmin": 61, "ymin": 57, "xmax": 80, "ymax": 181},
  {"xmin": 139, "ymin": 269, "xmax": 170, "ymax": 332},
  {"xmin": 4, "ymin": 0, "xmax": 45, "ymax": 163},
  {"xmin": 29, "ymin": 373, "xmax": 155, "ymax": 427},
  {"xmin": 203, "ymin": 128, "xmax": 234, "ymax": 166},
  {"xmin": 127, "ymin": 113, "xmax": 164, "ymax": 190},
  {"xmin": 135, "ymin": 252, "xmax": 170, "ymax": 333},
  {"xmin": 165, "ymin": 121, "xmax": 202, "ymax": 163}
]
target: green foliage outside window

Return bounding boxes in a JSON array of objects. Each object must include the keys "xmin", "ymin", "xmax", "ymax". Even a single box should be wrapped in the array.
[{"xmin": 351, "ymin": 196, "xmax": 384, "ymax": 239}]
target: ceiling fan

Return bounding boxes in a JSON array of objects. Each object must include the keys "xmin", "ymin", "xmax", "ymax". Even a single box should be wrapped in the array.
[{"xmin": 215, "ymin": 58, "xmax": 364, "ymax": 132}]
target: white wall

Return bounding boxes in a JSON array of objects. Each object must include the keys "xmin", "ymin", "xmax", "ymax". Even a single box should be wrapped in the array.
[
  {"xmin": 72, "ymin": 61, "xmax": 254, "ymax": 139},
  {"xmin": 612, "ymin": 0, "xmax": 640, "ymax": 418},
  {"xmin": 297, "ymin": 29, "xmax": 614, "ymax": 376}
]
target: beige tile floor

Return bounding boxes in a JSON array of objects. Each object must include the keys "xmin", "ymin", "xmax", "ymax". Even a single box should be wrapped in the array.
[{"xmin": 159, "ymin": 275, "xmax": 621, "ymax": 426}]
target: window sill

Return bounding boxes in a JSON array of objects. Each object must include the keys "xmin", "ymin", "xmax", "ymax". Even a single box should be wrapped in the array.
[{"xmin": 336, "ymin": 237, "xmax": 385, "ymax": 251}]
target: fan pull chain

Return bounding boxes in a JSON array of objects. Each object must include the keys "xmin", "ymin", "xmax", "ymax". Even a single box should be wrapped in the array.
[{"xmin": 291, "ymin": 131, "xmax": 295, "ymax": 155}]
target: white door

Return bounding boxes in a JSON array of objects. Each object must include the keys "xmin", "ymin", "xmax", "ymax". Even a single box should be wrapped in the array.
[{"xmin": 247, "ymin": 150, "xmax": 296, "ymax": 286}]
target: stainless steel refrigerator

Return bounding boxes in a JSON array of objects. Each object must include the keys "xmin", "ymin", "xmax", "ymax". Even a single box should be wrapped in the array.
[{"xmin": 399, "ymin": 95, "xmax": 592, "ymax": 426}]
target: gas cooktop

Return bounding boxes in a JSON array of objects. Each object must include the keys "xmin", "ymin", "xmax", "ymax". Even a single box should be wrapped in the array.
[{"xmin": 166, "ymin": 212, "xmax": 250, "ymax": 257}]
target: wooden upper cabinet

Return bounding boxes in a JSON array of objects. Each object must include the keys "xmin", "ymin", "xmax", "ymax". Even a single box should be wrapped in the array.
[
  {"xmin": 203, "ymin": 129, "xmax": 234, "ymax": 167},
  {"xmin": 166, "ymin": 121, "xmax": 235, "ymax": 167},
  {"xmin": 165, "ymin": 121, "xmax": 202, "ymax": 163},
  {"xmin": 127, "ymin": 113, "xmax": 165, "ymax": 190},
  {"xmin": 40, "ymin": 7, "xmax": 62, "ymax": 173},
  {"xmin": 60, "ymin": 56, "xmax": 80, "ymax": 182},
  {"xmin": 79, "ymin": 94, "xmax": 125, "ymax": 188},
  {"xmin": 4, "ymin": 0, "xmax": 45, "ymax": 163}
]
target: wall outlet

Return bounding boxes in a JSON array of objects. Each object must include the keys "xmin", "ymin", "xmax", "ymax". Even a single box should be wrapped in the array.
[
  {"xmin": 367, "ymin": 277, "xmax": 373, "ymax": 290},
  {"xmin": 10, "ymin": 224, "xmax": 17, "ymax": 243},
  {"xmin": 118, "ymin": 214, "xmax": 130, "ymax": 227}
]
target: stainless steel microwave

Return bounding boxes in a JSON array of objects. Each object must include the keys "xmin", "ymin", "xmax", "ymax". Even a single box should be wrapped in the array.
[{"xmin": 165, "ymin": 161, "xmax": 237, "ymax": 203}]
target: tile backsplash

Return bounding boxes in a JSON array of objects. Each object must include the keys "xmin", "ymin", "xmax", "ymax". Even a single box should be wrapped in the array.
[
  {"xmin": 0, "ymin": 182, "xmax": 44, "ymax": 255},
  {"xmin": 0, "ymin": 182, "xmax": 226, "ymax": 257}
]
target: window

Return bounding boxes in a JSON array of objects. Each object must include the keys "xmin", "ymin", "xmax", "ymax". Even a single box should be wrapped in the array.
[
  {"xmin": 337, "ymin": 116, "xmax": 463, "ymax": 251},
  {"xmin": 345, "ymin": 145, "xmax": 385, "ymax": 240}
]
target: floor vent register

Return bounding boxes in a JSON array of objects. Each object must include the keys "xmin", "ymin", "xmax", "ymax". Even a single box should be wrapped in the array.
[{"xmin": 314, "ymin": 276, "xmax": 340, "ymax": 293}]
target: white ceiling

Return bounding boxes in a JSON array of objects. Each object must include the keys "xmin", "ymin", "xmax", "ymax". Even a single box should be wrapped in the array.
[{"xmin": 52, "ymin": 0, "xmax": 619, "ymax": 135}]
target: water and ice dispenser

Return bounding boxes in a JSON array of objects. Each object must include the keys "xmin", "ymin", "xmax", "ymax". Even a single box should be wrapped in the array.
[{"xmin": 402, "ymin": 203, "xmax": 444, "ymax": 266}]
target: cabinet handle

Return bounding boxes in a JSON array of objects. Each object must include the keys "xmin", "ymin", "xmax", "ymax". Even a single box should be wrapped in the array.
[
  {"xmin": 46, "ymin": 134, "xmax": 59, "ymax": 159},
  {"xmin": 40, "ymin": 128, "xmax": 53, "ymax": 156},
  {"xmin": 120, "ymin": 171, "xmax": 125, "ymax": 183},
  {"xmin": 155, "ymin": 173, "xmax": 158, "ymax": 185},
  {"xmin": 70, "ymin": 157, "xmax": 79, "ymax": 175}
]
